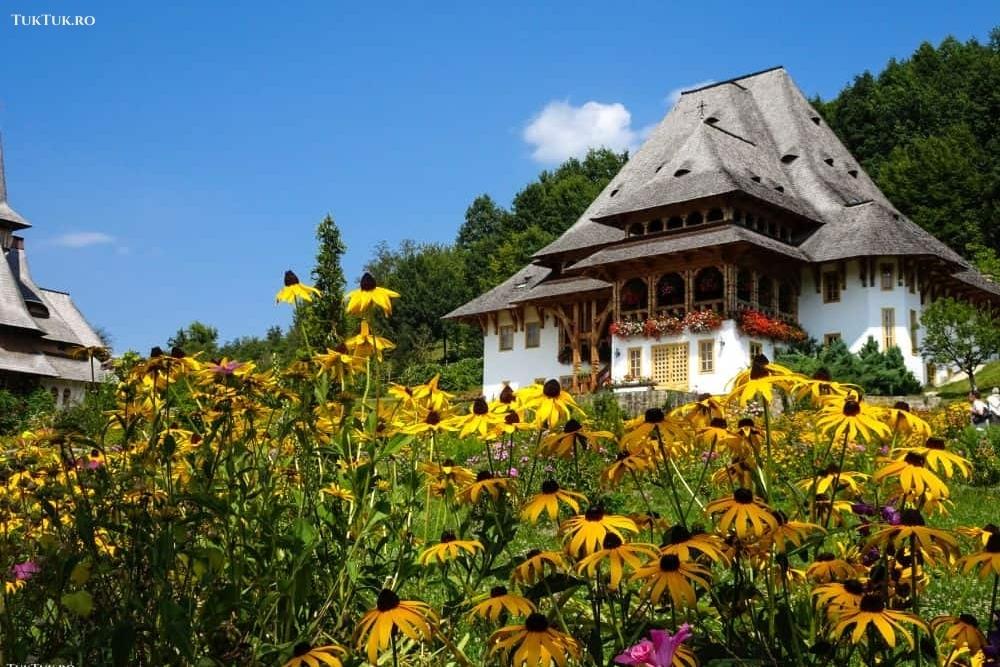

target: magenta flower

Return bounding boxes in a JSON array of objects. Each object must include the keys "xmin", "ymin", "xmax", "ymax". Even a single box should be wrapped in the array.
[
  {"xmin": 206, "ymin": 359, "xmax": 245, "ymax": 376},
  {"xmin": 615, "ymin": 624, "xmax": 693, "ymax": 666},
  {"xmin": 11, "ymin": 560, "xmax": 40, "ymax": 581}
]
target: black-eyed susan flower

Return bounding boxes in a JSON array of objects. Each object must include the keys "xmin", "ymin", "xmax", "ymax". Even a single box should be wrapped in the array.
[
  {"xmin": 321, "ymin": 483, "xmax": 355, "ymax": 504},
  {"xmin": 344, "ymin": 321, "xmax": 395, "ymax": 361},
  {"xmin": 417, "ymin": 531, "xmax": 484, "ymax": 565},
  {"xmin": 727, "ymin": 354, "xmax": 797, "ymax": 405},
  {"xmin": 313, "ymin": 345, "xmax": 363, "ymax": 383},
  {"xmin": 816, "ymin": 394, "xmax": 890, "ymax": 442},
  {"xmin": 449, "ymin": 397, "xmax": 501, "ymax": 439},
  {"xmin": 895, "ymin": 437, "xmax": 971, "ymax": 480},
  {"xmin": 696, "ymin": 417, "xmax": 741, "ymax": 451},
  {"xmin": 281, "ymin": 642, "xmax": 347, "ymax": 667},
  {"xmin": 959, "ymin": 532, "xmax": 1000, "ymax": 579},
  {"xmin": 792, "ymin": 368, "xmax": 855, "ymax": 403},
  {"xmin": 931, "ymin": 614, "xmax": 986, "ymax": 653},
  {"xmin": 873, "ymin": 451, "xmax": 950, "ymax": 499},
  {"xmin": 539, "ymin": 418, "xmax": 614, "ymax": 458},
  {"xmin": 525, "ymin": 379, "xmax": 578, "ymax": 429},
  {"xmin": 488, "ymin": 612, "xmax": 581, "ymax": 667},
  {"xmin": 576, "ymin": 532, "xmax": 658, "ymax": 590},
  {"xmin": 469, "ymin": 585, "xmax": 535, "ymax": 622},
  {"xmin": 457, "ymin": 470, "xmax": 512, "ymax": 504},
  {"xmin": 560, "ymin": 507, "xmax": 638, "ymax": 557},
  {"xmin": 758, "ymin": 511, "xmax": 824, "ymax": 554},
  {"xmin": 812, "ymin": 578, "xmax": 867, "ymax": 618},
  {"xmin": 883, "ymin": 401, "xmax": 932, "ymax": 437},
  {"xmin": 511, "ymin": 549, "xmax": 567, "ymax": 585},
  {"xmin": 345, "ymin": 272, "xmax": 399, "ymax": 317},
  {"xmin": 521, "ymin": 479, "xmax": 587, "ymax": 523},
  {"xmin": 659, "ymin": 524, "xmax": 731, "ymax": 565},
  {"xmin": 705, "ymin": 488, "xmax": 779, "ymax": 540},
  {"xmin": 601, "ymin": 449, "xmax": 654, "ymax": 485},
  {"xmin": 869, "ymin": 509, "xmax": 959, "ymax": 566},
  {"xmin": 621, "ymin": 407, "xmax": 686, "ymax": 454},
  {"xmin": 412, "ymin": 374, "xmax": 453, "ymax": 412},
  {"xmin": 276, "ymin": 270, "xmax": 321, "ymax": 304},
  {"xmin": 672, "ymin": 392, "xmax": 725, "ymax": 428},
  {"xmin": 401, "ymin": 409, "xmax": 455, "ymax": 436},
  {"xmin": 419, "ymin": 459, "xmax": 476, "ymax": 488},
  {"xmin": 830, "ymin": 592, "xmax": 928, "ymax": 648},
  {"xmin": 806, "ymin": 553, "xmax": 860, "ymax": 582},
  {"xmin": 632, "ymin": 553, "xmax": 712, "ymax": 609},
  {"xmin": 355, "ymin": 589, "xmax": 436, "ymax": 665},
  {"xmin": 798, "ymin": 465, "xmax": 868, "ymax": 497}
]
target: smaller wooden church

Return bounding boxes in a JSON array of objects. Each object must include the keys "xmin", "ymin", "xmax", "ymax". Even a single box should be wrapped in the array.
[
  {"xmin": 0, "ymin": 136, "xmax": 108, "ymax": 406},
  {"xmin": 446, "ymin": 67, "xmax": 1000, "ymax": 398}
]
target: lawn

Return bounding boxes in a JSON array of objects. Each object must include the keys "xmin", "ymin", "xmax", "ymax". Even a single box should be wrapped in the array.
[{"xmin": 935, "ymin": 360, "xmax": 1000, "ymax": 398}]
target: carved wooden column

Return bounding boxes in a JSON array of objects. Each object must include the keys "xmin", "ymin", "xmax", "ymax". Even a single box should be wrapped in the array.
[
  {"xmin": 684, "ymin": 269, "xmax": 694, "ymax": 313},
  {"xmin": 751, "ymin": 270, "xmax": 760, "ymax": 310},
  {"xmin": 571, "ymin": 302, "xmax": 581, "ymax": 392}
]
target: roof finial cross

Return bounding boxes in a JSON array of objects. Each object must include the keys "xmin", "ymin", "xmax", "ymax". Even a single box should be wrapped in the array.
[{"xmin": 697, "ymin": 100, "xmax": 706, "ymax": 118}]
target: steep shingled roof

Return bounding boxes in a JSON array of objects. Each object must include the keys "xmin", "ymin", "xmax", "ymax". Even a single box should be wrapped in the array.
[
  {"xmin": 8, "ymin": 244, "xmax": 85, "ymax": 345},
  {"xmin": 443, "ymin": 264, "xmax": 552, "ymax": 319},
  {"xmin": 449, "ymin": 67, "xmax": 995, "ymax": 318}
]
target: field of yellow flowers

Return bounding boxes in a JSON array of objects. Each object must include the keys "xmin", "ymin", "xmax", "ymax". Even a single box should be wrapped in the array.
[{"xmin": 2, "ymin": 273, "xmax": 998, "ymax": 666}]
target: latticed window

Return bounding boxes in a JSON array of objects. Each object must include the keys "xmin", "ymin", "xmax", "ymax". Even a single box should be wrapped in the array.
[
  {"xmin": 881, "ymin": 308, "xmax": 896, "ymax": 350},
  {"xmin": 499, "ymin": 325, "xmax": 514, "ymax": 351},
  {"xmin": 749, "ymin": 341, "xmax": 763, "ymax": 363},
  {"xmin": 822, "ymin": 271, "xmax": 840, "ymax": 303},
  {"xmin": 652, "ymin": 343, "xmax": 689, "ymax": 389},
  {"xmin": 525, "ymin": 321, "xmax": 540, "ymax": 348},
  {"xmin": 909, "ymin": 309, "xmax": 919, "ymax": 353},
  {"xmin": 628, "ymin": 348, "xmax": 642, "ymax": 378},
  {"xmin": 698, "ymin": 340, "xmax": 714, "ymax": 374},
  {"xmin": 824, "ymin": 333, "xmax": 841, "ymax": 346}
]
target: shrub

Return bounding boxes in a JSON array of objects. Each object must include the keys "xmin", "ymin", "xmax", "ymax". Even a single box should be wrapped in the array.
[
  {"xmin": 0, "ymin": 388, "xmax": 54, "ymax": 435},
  {"xmin": 778, "ymin": 337, "xmax": 922, "ymax": 395},
  {"xmin": 397, "ymin": 357, "xmax": 483, "ymax": 391}
]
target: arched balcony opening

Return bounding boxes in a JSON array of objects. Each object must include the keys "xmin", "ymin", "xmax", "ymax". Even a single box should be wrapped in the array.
[
  {"xmin": 619, "ymin": 277, "xmax": 648, "ymax": 318},
  {"xmin": 757, "ymin": 275, "xmax": 775, "ymax": 314},
  {"xmin": 627, "ymin": 222, "xmax": 645, "ymax": 237},
  {"xmin": 777, "ymin": 280, "xmax": 795, "ymax": 319},
  {"xmin": 655, "ymin": 272, "xmax": 685, "ymax": 316},
  {"xmin": 736, "ymin": 268, "xmax": 753, "ymax": 305},
  {"xmin": 693, "ymin": 267, "xmax": 724, "ymax": 312}
]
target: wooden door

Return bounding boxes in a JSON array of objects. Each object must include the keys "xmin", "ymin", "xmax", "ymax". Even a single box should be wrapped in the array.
[{"xmin": 651, "ymin": 343, "xmax": 689, "ymax": 391}]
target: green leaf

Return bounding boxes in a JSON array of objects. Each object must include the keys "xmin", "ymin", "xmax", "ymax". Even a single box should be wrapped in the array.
[{"xmin": 61, "ymin": 590, "xmax": 94, "ymax": 617}]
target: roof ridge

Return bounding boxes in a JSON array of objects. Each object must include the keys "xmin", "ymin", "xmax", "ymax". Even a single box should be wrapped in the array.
[{"xmin": 680, "ymin": 66, "xmax": 784, "ymax": 96}]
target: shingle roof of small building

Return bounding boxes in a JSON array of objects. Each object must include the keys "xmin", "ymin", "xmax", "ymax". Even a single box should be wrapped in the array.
[
  {"xmin": 0, "ymin": 247, "xmax": 43, "ymax": 332},
  {"xmin": 508, "ymin": 276, "xmax": 609, "ymax": 303},
  {"xmin": 8, "ymin": 246, "xmax": 85, "ymax": 345},
  {"xmin": 443, "ymin": 264, "xmax": 552, "ymax": 319}
]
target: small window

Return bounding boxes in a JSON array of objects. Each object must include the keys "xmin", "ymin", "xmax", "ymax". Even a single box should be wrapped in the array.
[
  {"xmin": 882, "ymin": 308, "xmax": 896, "ymax": 351},
  {"xmin": 525, "ymin": 321, "xmax": 541, "ymax": 348},
  {"xmin": 824, "ymin": 333, "xmax": 842, "ymax": 346},
  {"xmin": 62, "ymin": 388, "xmax": 71, "ymax": 405},
  {"xmin": 674, "ymin": 169, "xmax": 690, "ymax": 177},
  {"xmin": 909, "ymin": 309, "xmax": 919, "ymax": 353},
  {"xmin": 749, "ymin": 341, "xmax": 764, "ymax": 363},
  {"xmin": 647, "ymin": 218, "xmax": 664, "ymax": 233},
  {"xmin": 811, "ymin": 116, "xmax": 821, "ymax": 126},
  {"xmin": 686, "ymin": 211, "xmax": 703, "ymax": 226},
  {"xmin": 705, "ymin": 116, "xmax": 719, "ymax": 125},
  {"xmin": 49, "ymin": 387, "xmax": 58, "ymax": 402},
  {"xmin": 750, "ymin": 174, "xmax": 762, "ymax": 183},
  {"xmin": 847, "ymin": 169, "xmax": 859, "ymax": 179},
  {"xmin": 780, "ymin": 154, "xmax": 798, "ymax": 164},
  {"xmin": 666, "ymin": 216, "xmax": 683, "ymax": 230},
  {"xmin": 499, "ymin": 325, "xmax": 514, "ymax": 351},
  {"xmin": 880, "ymin": 263, "xmax": 894, "ymax": 290},
  {"xmin": 628, "ymin": 222, "xmax": 645, "ymax": 237},
  {"xmin": 823, "ymin": 271, "xmax": 840, "ymax": 303},
  {"xmin": 706, "ymin": 208, "xmax": 724, "ymax": 222},
  {"xmin": 698, "ymin": 340, "xmax": 714, "ymax": 374},
  {"xmin": 774, "ymin": 185, "xmax": 784, "ymax": 193},
  {"xmin": 823, "ymin": 157, "xmax": 834, "ymax": 166},
  {"xmin": 628, "ymin": 348, "xmax": 642, "ymax": 379},
  {"xmin": 610, "ymin": 188, "xmax": 620, "ymax": 197}
]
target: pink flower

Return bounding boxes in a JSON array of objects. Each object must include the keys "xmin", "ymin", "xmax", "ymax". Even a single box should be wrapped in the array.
[
  {"xmin": 615, "ymin": 624, "xmax": 693, "ymax": 666},
  {"xmin": 614, "ymin": 638, "xmax": 656, "ymax": 665},
  {"xmin": 507, "ymin": 467, "xmax": 519, "ymax": 478},
  {"xmin": 11, "ymin": 560, "xmax": 40, "ymax": 581}
]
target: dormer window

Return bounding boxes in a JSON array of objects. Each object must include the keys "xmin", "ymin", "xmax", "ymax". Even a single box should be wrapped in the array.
[
  {"xmin": 647, "ymin": 218, "xmax": 664, "ymax": 233},
  {"xmin": 780, "ymin": 154, "xmax": 799, "ymax": 164},
  {"xmin": 706, "ymin": 208, "xmax": 724, "ymax": 222},
  {"xmin": 628, "ymin": 222, "xmax": 645, "ymax": 237},
  {"xmin": 686, "ymin": 211, "xmax": 704, "ymax": 227},
  {"xmin": 666, "ymin": 216, "xmax": 683, "ymax": 230},
  {"xmin": 673, "ymin": 169, "xmax": 690, "ymax": 177}
]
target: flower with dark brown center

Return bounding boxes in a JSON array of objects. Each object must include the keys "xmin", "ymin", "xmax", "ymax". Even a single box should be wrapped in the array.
[
  {"xmin": 893, "ymin": 401, "xmax": 910, "ymax": 411},
  {"xmin": 440, "ymin": 531, "xmax": 457, "ymax": 543},
  {"xmin": 733, "ymin": 488, "xmax": 754, "ymax": 504},
  {"xmin": 585, "ymin": 506, "xmax": 605, "ymax": 521},
  {"xmin": 543, "ymin": 379, "xmax": 562, "ymax": 398},
  {"xmin": 812, "ymin": 368, "xmax": 832, "ymax": 382},
  {"xmin": 150, "ymin": 346, "xmax": 164, "ymax": 358},
  {"xmin": 987, "ymin": 533, "xmax": 1000, "ymax": 554},
  {"xmin": 284, "ymin": 270, "xmax": 300, "ymax": 286},
  {"xmin": 750, "ymin": 354, "xmax": 771, "ymax": 379},
  {"xmin": 292, "ymin": 642, "xmax": 312, "ymax": 657},
  {"xmin": 472, "ymin": 397, "xmax": 489, "ymax": 415},
  {"xmin": 899, "ymin": 509, "xmax": 925, "ymax": 526},
  {"xmin": 842, "ymin": 399, "xmax": 861, "ymax": 417},
  {"xmin": 359, "ymin": 272, "xmax": 377, "ymax": 291},
  {"xmin": 498, "ymin": 385, "xmax": 515, "ymax": 404},
  {"xmin": 602, "ymin": 533, "xmax": 624, "ymax": 550},
  {"xmin": 616, "ymin": 450, "xmax": 629, "ymax": 461},
  {"xmin": 376, "ymin": 588, "xmax": 400, "ymax": 611},
  {"xmin": 843, "ymin": 579, "xmax": 866, "ymax": 595},
  {"xmin": 541, "ymin": 479, "xmax": 560, "ymax": 494},
  {"xmin": 903, "ymin": 451, "xmax": 926, "ymax": 467},
  {"xmin": 425, "ymin": 411, "xmax": 441, "ymax": 425},
  {"xmin": 171, "ymin": 346, "xmax": 185, "ymax": 359},
  {"xmin": 644, "ymin": 408, "xmax": 665, "ymax": 424},
  {"xmin": 504, "ymin": 412, "xmax": 520, "ymax": 425},
  {"xmin": 659, "ymin": 554, "xmax": 681, "ymax": 571},
  {"xmin": 959, "ymin": 613, "xmax": 980, "ymax": 627},
  {"xmin": 925, "ymin": 437, "xmax": 945, "ymax": 450},
  {"xmin": 524, "ymin": 612, "xmax": 550, "ymax": 632},
  {"xmin": 476, "ymin": 470, "xmax": 494, "ymax": 481},
  {"xmin": 490, "ymin": 585, "xmax": 508, "ymax": 598},
  {"xmin": 737, "ymin": 417, "xmax": 755, "ymax": 429},
  {"xmin": 816, "ymin": 552, "xmax": 835, "ymax": 562},
  {"xmin": 563, "ymin": 419, "xmax": 582, "ymax": 433},
  {"xmin": 859, "ymin": 593, "xmax": 885, "ymax": 613},
  {"xmin": 709, "ymin": 417, "xmax": 727, "ymax": 428},
  {"xmin": 442, "ymin": 458, "xmax": 455, "ymax": 467}
]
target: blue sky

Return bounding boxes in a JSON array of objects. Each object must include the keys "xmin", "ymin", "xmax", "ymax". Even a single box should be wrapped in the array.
[{"xmin": 1, "ymin": 1, "xmax": 995, "ymax": 353}]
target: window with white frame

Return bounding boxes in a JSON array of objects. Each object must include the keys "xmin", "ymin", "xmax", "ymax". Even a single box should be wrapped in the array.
[
  {"xmin": 628, "ymin": 348, "xmax": 642, "ymax": 378},
  {"xmin": 525, "ymin": 321, "xmax": 541, "ymax": 348},
  {"xmin": 698, "ymin": 339, "xmax": 714, "ymax": 374},
  {"xmin": 881, "ymin": 308, "xmax": 896, "ymax": 350}
]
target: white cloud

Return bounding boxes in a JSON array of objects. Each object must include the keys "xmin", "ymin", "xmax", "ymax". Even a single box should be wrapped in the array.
[
  {"xmin": 523, "ymin": 100, "xmax": 638, "ymax": 164},
  {"xmin": 665, "ymin": 80, "xmax": 716, "ymax": 108},
  {"xmin": 51, "ymin": 232, "xmax": 116, "ymax": 248}
]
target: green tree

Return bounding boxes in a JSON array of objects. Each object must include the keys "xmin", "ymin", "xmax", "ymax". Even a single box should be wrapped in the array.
[
  {"xmin": 919, "ymin": 297, "xmax": 1000, "ymax": 392},
  {"xmin": 295, "ymin": 214, "xmax": 348, "ymax": 348},
  {"xmin": 168, "ymin": 321, "xmax": 219, "ymax": 357}
]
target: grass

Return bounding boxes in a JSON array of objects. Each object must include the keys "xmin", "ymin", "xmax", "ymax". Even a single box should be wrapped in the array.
[{"xmin": 935, "ymin": 360, "xmax": 1000, "ymax": 398}]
